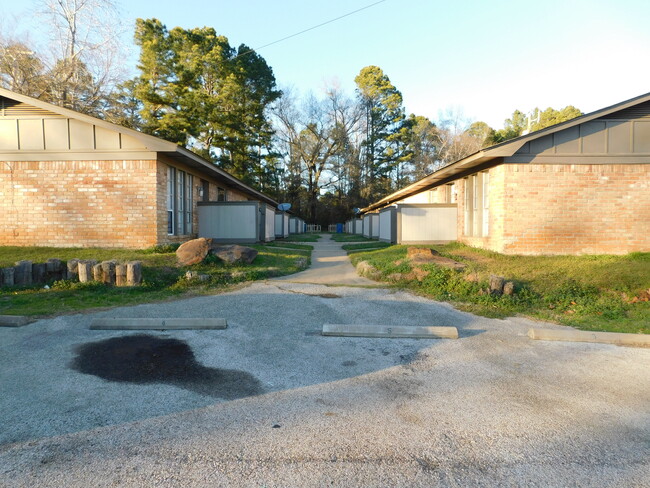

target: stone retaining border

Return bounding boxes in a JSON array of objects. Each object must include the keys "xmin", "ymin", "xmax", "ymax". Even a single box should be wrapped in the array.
[
  {"xmin": 322, "ymin": 324, "xmax": 458, "ymax": 339},
  {"xmin": 528, "ymin": 328, "xmax": 650, "ymax": 348}
]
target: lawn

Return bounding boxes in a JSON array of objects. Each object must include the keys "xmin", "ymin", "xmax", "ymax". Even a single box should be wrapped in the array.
[
  {"xmin": 0, "ymin": 244, "xmax": 310, "ymax": 316},
  {"xmin": 262, "ymin": 242, "xmax": 314, "ymax": 251},
  {"xmin": 279, "ymin": 234, "xmax": 322, "ymax": 243},
  {"xmin": 329, "ymin": 234, "xmax": 375, "ymax": 242},
  {"xmin": 343, "ymin": 242, "xmax": 392, "ymax": 253},
  {"xmin": 349, "ymin": 243, "xmax": 650, "ymax": 334}
]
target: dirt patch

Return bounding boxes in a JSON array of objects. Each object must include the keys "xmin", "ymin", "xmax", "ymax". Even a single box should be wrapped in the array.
[{"xmin": 71, "ymin": 334, "xmax": 263, "ymax": 399}]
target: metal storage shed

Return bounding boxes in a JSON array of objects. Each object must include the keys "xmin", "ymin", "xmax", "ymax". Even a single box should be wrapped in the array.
[
  {"xmin": 198, "ymin": 201, "xmax": 275, "ymax": 243},
  {"xmin": 374, "ymin": 204, "xmax": 457, "ymax": 244},
  {"xmin": 354, "ymin": 218, "xmax": 363, "ymax": 235},
  {"xmin": 275, "ymin": 211, "xmax": 290, "ymax": 238},
  {"xmin": 362, "ymin": 214, "xmax": 372, "ymax": 238},
  {"xmin": 379, "ymin": 207, "xmax": 397, "ymax": 243},
  {"xmin": 370, "ymin": 214, "xmax": 379, "ymax": 239}
]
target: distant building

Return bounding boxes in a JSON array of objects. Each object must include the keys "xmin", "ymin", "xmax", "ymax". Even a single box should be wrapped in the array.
[
  {"xmin": 362, "ymin": 93, "xmax": 650, "ymax": 255},
  {"xmin": 0, "ymin": 87, "xmax": 279, "ymax": 248}
]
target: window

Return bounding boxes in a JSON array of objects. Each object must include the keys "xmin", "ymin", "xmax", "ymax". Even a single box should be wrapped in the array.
[
  {"xmin": 482, "ymin": 172, "xmax": 489, "ymax": 236},
  {"xmin": 167, "ymin": 166, "xmax": 193, "ymax": 235},
  {"xmin": 463, "ymin": 171, "xmax": 489, "ymax": 237},
  {"xmin": 217, "ymin": 187, "xmax": 226, "ymax": 202},
  {"xmin": 167, "ymin": 167, "xmax": 175, "ymax": 235}
]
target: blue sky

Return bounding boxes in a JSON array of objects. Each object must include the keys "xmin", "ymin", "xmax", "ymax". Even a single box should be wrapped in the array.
[{"xmin": 4, "ymin": 0, "xmax": 650, "ymax": 128}]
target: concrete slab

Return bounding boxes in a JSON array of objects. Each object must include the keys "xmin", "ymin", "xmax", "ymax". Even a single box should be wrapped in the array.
[
  {"xmin": 0, "ymin": 315, "xmax": 32, "ymax": 327},
  {"xmin": 528, "ymin": 327, "xmax": 650, "ymax": 347},
  {"xmin": 322, "ymin": 323, "xmax": 459, "ymax": 339},
  {"xmin": 272, "ymin": 234, "xmax": 378, "ymax": 286},
  {"xmin": 89, "ymin": 318, "xmax": 227, "ymax": 330}
]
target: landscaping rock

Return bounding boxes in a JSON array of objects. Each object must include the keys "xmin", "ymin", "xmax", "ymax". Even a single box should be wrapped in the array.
[
  {"xmin": 407, "ymin": 247, "xmax": 440, "ymax": 259},
  {"xmin": 127, "ymin": 261, "xmax": 142, "ymax": 286},
  {"xmin": 115, "ymin": 264, "xmax": 127, "ymax": 286},
  {"xmin": 356, "ymin": 261, "xmax": 381, "ymax": 280},
  {"xmin": 185, "ymin": 271, "xmax": 210, "ymax": 282},
  {"xmin": 406, "ymin": 247, "xmax": 465, "ymax": 270},
  {"xmin": 92, "ymin": 264, "xmax": 103, "ymax": 282},
  {"xmin": 503, "ymin": 281, "xmax": 515, "ymax": 296},
  {"xmin": 1, "ymin": 268, "xmax": 15, "ymax": 287},
  {"xmin": 489, "ymin": 275, "xmax": 505, "ymax": 295},
  {"xmin": 100, "ymin": 261, "xmax": 117, "ymax": 285},
  {"xmin": 14, "ymin": 261, "xmax": 33, "ymax": 286},
  {"xmin": 78, "ymin": 260, "xmax": 97, "ymax": 283},
  {"xmin": 176, "ymin": 238, "xmax": 213, "ymax": 266},
  {"xmin": 66, "ymin": 259, "xmax": 80, "ymax": 280},
  {"xmin": 210, "ymin": 245, "xmax": 258, "ymax": 265},
  {"xmin": 46, "ymin": 259, "xmax": 65, "ymax": 281},
  {"xmin": 32, "ymin": 263, "xmax": 47, "ymax": 284}
]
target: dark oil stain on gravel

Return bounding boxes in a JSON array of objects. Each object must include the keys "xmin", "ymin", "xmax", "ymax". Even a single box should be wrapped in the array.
[{"xmin": 71, "ymin": 334, "xmax": 263, "ymax": 399}]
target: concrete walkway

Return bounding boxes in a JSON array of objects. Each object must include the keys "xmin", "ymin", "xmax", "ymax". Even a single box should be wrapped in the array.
[{"xmin": 272, "ymin": 234, "xmax": 376, "ymax": 285}]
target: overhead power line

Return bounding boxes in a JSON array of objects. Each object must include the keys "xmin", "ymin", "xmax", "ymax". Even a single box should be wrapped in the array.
[{"xmin": 237, "ymin": 0, "xmax": 386, "ymax": 58}]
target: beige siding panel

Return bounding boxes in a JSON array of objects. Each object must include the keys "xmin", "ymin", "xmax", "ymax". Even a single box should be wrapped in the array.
[
  {"xmin": 362, "ymin": 215, "xmax": 371, "ymax": 237},
  {"xmin": 607, "ymin": 121, "xmax": 631, "ymax": 153},
  {"xmin": 18, "ymin": 119, "xmax": 44, "ymax": 150},
  {"xmin": 400, "ymin": 206, "xmax": 457, "ymax": 242},
  {"xmin": 0, "ymin": 119, "xmax": 18, "ymax": 150},
  {"xmin": 554, "ymin": 126, "xmax": 580, "ymax": 153},
  {"xmin": 120, "ymin": 133, "xmax": 148, "ymax": 150},
  {"xmin": 370, "ymin": 214, "xmax": 379, "ymax": 238},
  {"xmin": 198, "ymin": 204, "xmax": 257, "ymax": 241},
  {"xmin": 95, "ymin": 126, "xmax": 121, "ymax": 150},
  {"xmin": 355, "ymin": 218, "xmax": 363, "ymax": 235},
  {"xmin": 379, "ymin": 210, "xmax": 393, "ymax": 242},
  {"xmin": 44, "ymin": 118, "xmax": 69, "ymax": 150},
  {"xmin": 69, "ymin": 119, "xmax": 94, "ymax": 150},
  {"xmin": 633, "ymin": 121, "xmax": 650, "ymax": 153},
  {"xmin": 265, "ymin": 205, "xmax": 275, "ymax": 241},
  {"xmin": 580, "ymin": 121, "xmax": 606, "ymax": 153},
  {"xmin": 529, "ymin": 134, "xmax": 554, "ymax": 154}
]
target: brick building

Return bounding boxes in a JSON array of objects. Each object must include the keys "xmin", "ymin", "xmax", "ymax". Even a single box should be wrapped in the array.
[
  {"xmin": 0, "ymin": 88, "xmax": 278, "ymax": 249},
  {"xmin": 362, "ymin": 93, "xmax": 650, "ymax": 255}
]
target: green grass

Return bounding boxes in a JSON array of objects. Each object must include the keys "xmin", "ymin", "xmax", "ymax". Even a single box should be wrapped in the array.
[
  {"xmin": 343, "ymin": 242, "xmax": 392, "ymax": 252},
  {"xmin": 329, "ymin": 234, "xmax": 375, "ymax": 242},
  {"xmin": 349, "ymin": 243, "xmax": 650, "ymax": 334},
  {"xmin": 280, "ymin": 234, "xmax": 322, "ymax": 242},
  {"xmin": 262, "ymin": 242, "xmax": 314, "ymax": 251},
  {"xmin": 0, "ymin": 244, "xmax": 311, "ymax": 317}
]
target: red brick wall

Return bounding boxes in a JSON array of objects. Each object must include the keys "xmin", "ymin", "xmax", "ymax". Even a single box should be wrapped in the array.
[
  {"xmin": 0, "ymin": 160, "xmax": 159, "ymax": 248},
  {"xmin": 0, "ymin": 158, "xmax": 262, "ymax": 249},
  {"xmin": 458, "ymin": 163, "xmax": 650, "ymax": 255}
]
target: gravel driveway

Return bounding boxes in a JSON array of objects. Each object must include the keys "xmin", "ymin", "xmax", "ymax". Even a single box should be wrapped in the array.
[
  {"xmin": 0, "ymin": 282, "xmax": 650, "ymax": 487},
  {"xmin": 1, "ymin": 278, "xmax": 648, "ymax": 487}
]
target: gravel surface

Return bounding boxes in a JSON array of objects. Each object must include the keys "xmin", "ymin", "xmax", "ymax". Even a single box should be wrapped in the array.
[{"xmin": 1, "ymin": 279, "xmax": 649, "ymax": 487}]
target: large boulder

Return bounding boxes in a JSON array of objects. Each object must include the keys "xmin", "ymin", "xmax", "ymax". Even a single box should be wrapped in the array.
[
  {"xmin": 406, "ymin": 246, "xmax": 466, "ymax": 271},
  {"xmin": 176, "ymin": 238, "xmax": 213, "ymax": 266},
  {"xmin": 210, "ymin": 245, "xmax": 258, "ymax": 265}
]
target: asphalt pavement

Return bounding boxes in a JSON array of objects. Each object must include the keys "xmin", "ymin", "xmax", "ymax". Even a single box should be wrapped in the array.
[{"xmin": 0, "ymin": 236, "xmax": 648, "ymax": 487}]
